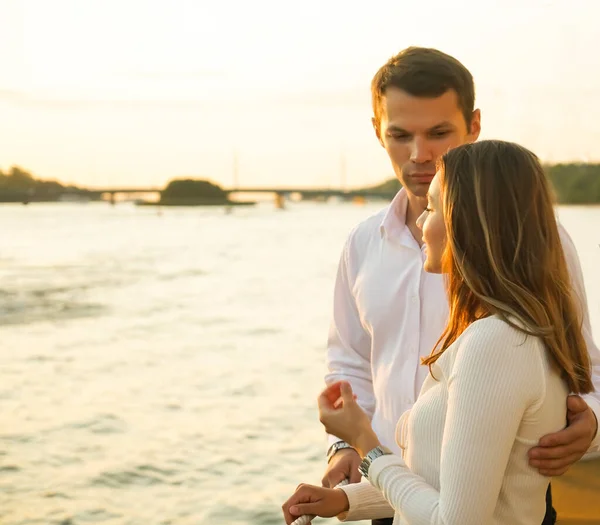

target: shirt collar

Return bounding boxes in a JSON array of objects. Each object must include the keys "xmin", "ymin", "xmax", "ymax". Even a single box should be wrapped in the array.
[{"xmin": 379, "ymin": 188, "xmax": 408, "ymax": 239}]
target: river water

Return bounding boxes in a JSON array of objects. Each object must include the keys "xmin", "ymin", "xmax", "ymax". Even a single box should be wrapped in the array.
[{"xmin": 1, "ymin": 202, "xmax": 599, "ymax": 525}]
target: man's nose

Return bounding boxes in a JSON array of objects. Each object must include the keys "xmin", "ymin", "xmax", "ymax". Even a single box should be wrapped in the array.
[{"xmin": 410, "ymin": 137, "xmax": 433, "ymax": 164}]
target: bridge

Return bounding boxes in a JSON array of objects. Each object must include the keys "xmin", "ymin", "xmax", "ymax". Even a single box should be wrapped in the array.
[
  {"xmin": 229, "ymin": 187, "xmax": 395, "ymax": 199},
  {"xmin": 87, "ymin": 186, "xmax": 396, "ymax": 206}
]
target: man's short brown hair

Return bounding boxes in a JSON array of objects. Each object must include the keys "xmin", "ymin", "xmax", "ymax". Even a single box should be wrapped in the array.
[{"xmin": 371, "ymin": 47, "xmax": 475, "ymax": 127}]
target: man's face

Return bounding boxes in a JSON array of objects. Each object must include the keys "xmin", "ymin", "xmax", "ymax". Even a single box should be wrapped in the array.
[{"xmin": 373, "ymin": 87, "xmax": 480, "ymax": 198}]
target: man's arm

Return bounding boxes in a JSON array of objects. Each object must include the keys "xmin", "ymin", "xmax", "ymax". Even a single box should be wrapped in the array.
[
  {"xmin": 529, "ymin": 224, "xmax": 600, "ymax": 475},
  {"xmin": 322, "ymin": 232, "xmax": 374, "ymax": 486},
  {"xmin": 560, "ymin": 226, "xmax": 600, "ymax": 450}
]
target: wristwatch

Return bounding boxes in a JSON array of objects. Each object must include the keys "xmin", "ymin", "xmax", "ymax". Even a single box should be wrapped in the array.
[
  {"xmin": 327, "ymin": 441, "xmax": 355, "ymax": 463},
  {"xmin": 358, "ymin": 445, "xmax": 393, "ymax": 479}
]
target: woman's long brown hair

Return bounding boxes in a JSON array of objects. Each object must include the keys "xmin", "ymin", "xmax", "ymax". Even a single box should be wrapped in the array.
[{"xmin": 422, "ymin": 140, "xmax": 593, "ymax": 394}]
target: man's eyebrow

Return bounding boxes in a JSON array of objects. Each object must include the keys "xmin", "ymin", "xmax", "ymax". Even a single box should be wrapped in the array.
[
  {"xmin": 386, "ymin": 124, "xmax": 409, "ymax": 133},
  {"xmin": 427, "ymin": 121, "xmax": 455, "ymax": 131},
  {"xmin": 386, "ymin": 121, "xmax": 457, "ymax": 134}
]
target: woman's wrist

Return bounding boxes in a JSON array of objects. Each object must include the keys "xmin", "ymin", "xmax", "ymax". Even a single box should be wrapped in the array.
[
  {"xmin": 353, "ymin": 428, "xmax": 381, "ymax": 458},
  {"xmin": 334, "ymin": 487, "xmax": 350, "ymax": 512}
]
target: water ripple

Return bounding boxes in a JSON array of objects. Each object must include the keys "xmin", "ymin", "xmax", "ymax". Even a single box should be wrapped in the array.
[
  {"xmin": 91, "ymin": 469, "xmax": 164, "ymax": 488},
  {"xmin": 64, "ymin": 414, "xmax": 127, "ymax": 435}
]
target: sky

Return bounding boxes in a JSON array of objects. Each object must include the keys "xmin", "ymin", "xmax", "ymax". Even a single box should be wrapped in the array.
[{"xmin": 0, "ymin": 0, "xmax": 599, "ymax": 189}]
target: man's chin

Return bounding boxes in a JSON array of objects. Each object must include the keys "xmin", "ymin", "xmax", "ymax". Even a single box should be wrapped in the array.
[{"xmin": 407, "ymin": 184, "xmax": 429, "ymax": 198}]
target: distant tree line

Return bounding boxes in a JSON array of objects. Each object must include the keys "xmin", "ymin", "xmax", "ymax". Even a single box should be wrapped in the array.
[
  {"xmin": 0, "ymin": 166, "xmax": 90, "ymax": 202},
  {"xmin": 544, "ymin": 164, "xmax": 600, "ymax": 204},
  {"xmin": 1, "ymin": 163, "xmax": 599, "ymax": 204},
  {"xmin": 161, "ymin": 179, "xmax": 227, "ymax": 200},
  {"xmin": 362, "ymin": 163, "xmax": 600, "ymax": 204}
]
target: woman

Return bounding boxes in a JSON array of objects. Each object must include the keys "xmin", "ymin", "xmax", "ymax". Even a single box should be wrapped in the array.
[{"xmin": 282, "ymin": 140, "xmax": 594, "ymax": 525}]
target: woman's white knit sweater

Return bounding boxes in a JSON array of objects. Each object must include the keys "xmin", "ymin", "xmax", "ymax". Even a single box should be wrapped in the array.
[{"xmin": 339, "ymin": 316, "xmax": 569, "ymax": 525}]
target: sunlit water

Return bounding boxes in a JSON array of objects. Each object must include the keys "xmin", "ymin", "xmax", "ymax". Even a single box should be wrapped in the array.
[{"xmin": 1, "ymin": 202, "xmax": 599, "ymax": 525}]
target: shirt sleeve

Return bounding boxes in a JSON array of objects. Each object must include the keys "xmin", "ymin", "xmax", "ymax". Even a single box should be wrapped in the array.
[
  {"xmin": 558, "ymin": 223, "xmax": 600, "ymax": 451},
  {"xmin": 325, "ymin": 231, "xmax": 375, "ymax": 447},
  {"xmin": 367, "ymin": 322, "xmax": 545, "ymax": 525}
]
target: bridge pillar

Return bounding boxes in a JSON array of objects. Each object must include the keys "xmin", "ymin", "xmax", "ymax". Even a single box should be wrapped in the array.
[
  {"xmin": 275, "ymin": 192, "xmax": 285, "ymax": 209},
  {"xmin": 109, "ymin": 192, "xmax": 116, "ymax": 205}
]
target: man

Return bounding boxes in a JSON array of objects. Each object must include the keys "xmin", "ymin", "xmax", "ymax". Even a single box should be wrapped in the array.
[{"xmin": 321, "ymin": 47, "xmax": 600, "ymax": 525}]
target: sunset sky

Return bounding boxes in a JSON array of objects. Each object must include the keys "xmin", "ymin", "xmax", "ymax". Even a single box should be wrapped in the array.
[{"xmin": 1, "ymin": 0, "xmax": 598, "ymax": 189}]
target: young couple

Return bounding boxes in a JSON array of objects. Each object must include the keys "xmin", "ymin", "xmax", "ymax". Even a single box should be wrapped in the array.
[{"xmin": 282, "ymin": 47, "xmax": 600, "ymax": 525}]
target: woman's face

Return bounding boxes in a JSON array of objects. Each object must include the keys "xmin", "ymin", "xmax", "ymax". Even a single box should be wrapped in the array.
[{"xmin": 416, "ymin": 172, "xmax": 446, "ymax": 274}]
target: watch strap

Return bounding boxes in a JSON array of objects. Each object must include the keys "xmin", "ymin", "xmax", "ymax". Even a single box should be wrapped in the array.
[
  {"xmin": 327, "ymin": 441, "xmax": 355, "ymax": 463},
  {"xmin": 358, "ymin": 445, "xmax": 392, "ymax": 478}
]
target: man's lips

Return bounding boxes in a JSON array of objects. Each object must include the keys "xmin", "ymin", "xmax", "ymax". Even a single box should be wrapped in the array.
[{"xmin": 411, "ymin": 173, "xmax": 435, "ymax": 182}]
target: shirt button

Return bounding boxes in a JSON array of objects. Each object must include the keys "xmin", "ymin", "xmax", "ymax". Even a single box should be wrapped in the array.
[{"xmin": 411, "ymin": 296, "xmax": 418, "ymax": 303}]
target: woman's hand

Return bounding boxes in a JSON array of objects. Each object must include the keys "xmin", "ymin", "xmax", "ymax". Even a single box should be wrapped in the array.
[
  {"xmin": 282, "ymin": 483, "xmax": 349, "ymax": 524},
  {"xmin": 318, "ymin": 381, "xmax": 380, "ymax": 456}
]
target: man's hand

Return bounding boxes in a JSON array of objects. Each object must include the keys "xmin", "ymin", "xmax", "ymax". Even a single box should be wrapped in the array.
[
  {"xmin": 529, "ymin": 395, "xmax": 598, "ymax": 476},
  {"xmin": 321, "ymin": 447, "xmax": 361, "ymax": 488}
]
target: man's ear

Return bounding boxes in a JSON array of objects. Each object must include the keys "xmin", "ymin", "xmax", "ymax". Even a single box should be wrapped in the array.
[
  {"xmin": 372, "ymin": 117, "xmax": 384, "ymax": 147},
  {"xmin": 469, "ymin": 109, "xmax": 481, "ymax": 142}
]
